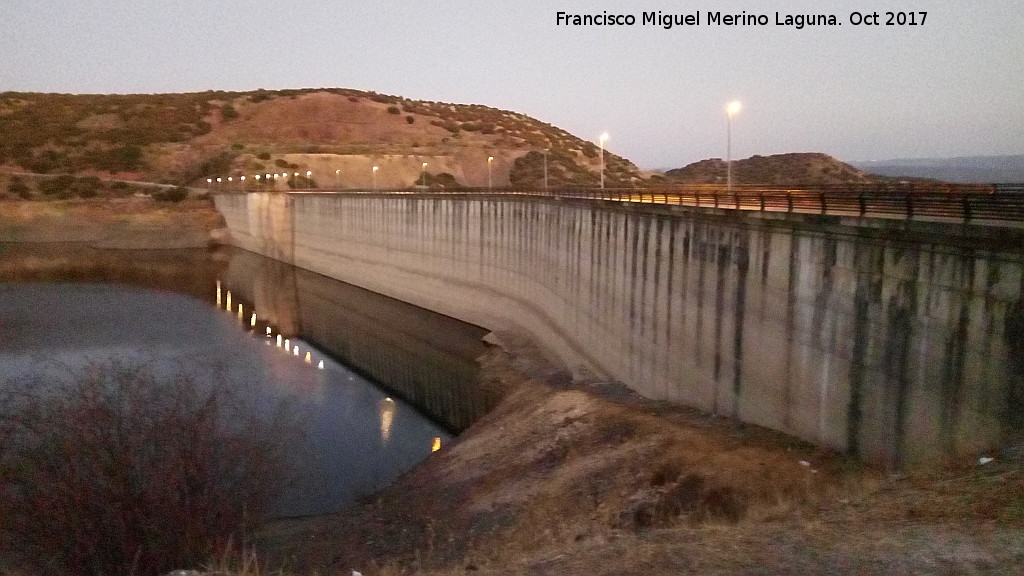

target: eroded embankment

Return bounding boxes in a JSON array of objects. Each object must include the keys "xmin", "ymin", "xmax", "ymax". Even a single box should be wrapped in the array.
[{"xmin": 254, "ymin": 341, "xmax": 1024, "ymax": 576}]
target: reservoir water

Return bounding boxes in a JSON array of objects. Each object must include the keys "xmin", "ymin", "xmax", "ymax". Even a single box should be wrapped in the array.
[{"xmin": 0, "ymin": 243, "xmax": 491, "ymax": 517}]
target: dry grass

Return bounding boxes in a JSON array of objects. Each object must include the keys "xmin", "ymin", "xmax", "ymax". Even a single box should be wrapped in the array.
[{"xmin": 256, "ymin": 347, "xmax": 1024, "ymax": 576}]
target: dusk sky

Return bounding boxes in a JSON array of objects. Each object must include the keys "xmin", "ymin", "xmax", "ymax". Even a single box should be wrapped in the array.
[{"xmin": 1, "ymin": 0, "xmax": 1021, "ymax": 169}]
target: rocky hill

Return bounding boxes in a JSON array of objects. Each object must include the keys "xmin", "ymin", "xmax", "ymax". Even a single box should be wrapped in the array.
[
  {"xmin": 664, "ymin": 152, "xmax": 879, "ymax": 187},
  {"xmin": 0, "ymin": 89, "xmax": 640, "ymax": 195}
]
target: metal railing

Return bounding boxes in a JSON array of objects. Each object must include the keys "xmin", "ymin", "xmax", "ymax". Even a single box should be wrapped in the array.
[
  {"xmin": 222, "ymin": 182, "xmax": 1024, "ymax": 229},
  {"xmin": 563, "ymin": 183, "xmax": 1024, "ymax": 228}
]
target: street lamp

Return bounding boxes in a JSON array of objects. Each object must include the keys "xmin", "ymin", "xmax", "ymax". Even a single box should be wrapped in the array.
[
  {"xmin": 543, "ymin": 149, "xmax": 549, "ymax": 191},
  {"xmin": 487, "ymin": 156, "xmax": 494, "ymax": 191},
  {"xmin": 335, "ymin": 169, "xmax": 341, "ymax": 188},
  {"xmin": 421, "ymin": 162, "xmax": 428, "ymax": 188},
  {"xmin": 372, "ymin": 165, "xmax": 379, "ymax": 191},
  {"xmin": 599, "ymin": 132, "xmax": 609, "ymax": 189},
  {"xmin": 726, "ymin": 100, "xmax": 741, "ymax": 192}
]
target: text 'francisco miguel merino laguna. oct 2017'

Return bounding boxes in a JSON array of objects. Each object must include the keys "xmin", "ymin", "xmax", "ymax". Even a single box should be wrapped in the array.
[{"xmin": 555, "ymin": 10, "xmax": 928, "ymax": 29}]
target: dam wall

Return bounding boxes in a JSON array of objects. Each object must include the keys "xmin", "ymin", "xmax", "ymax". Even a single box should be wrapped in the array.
[{"xmin": 214, "ymin": 192, "xmax": 1024, "ymax": 466}]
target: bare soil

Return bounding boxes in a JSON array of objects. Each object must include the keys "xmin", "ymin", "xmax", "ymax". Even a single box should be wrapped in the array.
[{"xmin": 259, "ymin": 347, "xmax": 1024, "ymax": 576}]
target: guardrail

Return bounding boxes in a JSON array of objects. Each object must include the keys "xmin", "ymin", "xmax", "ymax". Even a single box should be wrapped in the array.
[
  {"xmin": 218, "ymin": 182, "xmax": 1024, "ymax": 229},
  {"xmin": 562, "ymin": 184, "xmax": 1024, "ymax": 228}
]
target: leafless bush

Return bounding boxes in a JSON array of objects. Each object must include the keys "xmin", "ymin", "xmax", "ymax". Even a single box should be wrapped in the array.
[{"xmin": 0, "ymin": 359, "xmax": 299, "ymax": 576}]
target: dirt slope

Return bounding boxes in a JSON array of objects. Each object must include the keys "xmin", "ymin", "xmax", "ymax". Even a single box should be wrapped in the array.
[{"xmin": 259, "ymin": 348, "xmax": 1024, "ymax": 576}]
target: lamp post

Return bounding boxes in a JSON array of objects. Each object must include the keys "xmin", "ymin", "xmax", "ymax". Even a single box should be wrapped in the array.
[
  {"xmin": 421, "ymin": 162, "xmax": 428, "ymax": 189},
  {"xmin": 372, "ymin": 165, "xmax": 379, "ymax": 191},
  {"xmin": 487, "ymin": 156, "xmax": 494, "ymax": 191},
  {"xmin": 543, "ymin": 149, "xmax": 549, "ymax": 191},
  {"xmin": 335, "ymin": 169, "xmax": 341, "ymax": 188},
  {"xmin": 726, "ymin": 101, "xmax": 741, "ymax": 192},
  {"xmin": 599, "ymin": 132, "xmax": 609, "ymax": 189}
]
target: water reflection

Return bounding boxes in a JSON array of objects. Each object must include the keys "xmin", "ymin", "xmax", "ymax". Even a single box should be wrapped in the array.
[
  {"xmin": 0, "ymin": 244, "xmax": 484, "ymax": 516},
  {"xmin": 380, "ymin": 397, "xmax": 397, "ymax": 443},
  {"xmin": 218, "ymin": 248, "xmax": 496, "ymax": 432}
]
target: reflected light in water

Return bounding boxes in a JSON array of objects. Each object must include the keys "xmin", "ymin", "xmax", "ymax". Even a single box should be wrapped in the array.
[
  {"xmin": 277, "ymin": 334, "xmax": 283, "ymax": 347},
  {"xmin": 285, "ymin": 338, "xmax": 290, "ymax": 352},
  {"xmin": 266, "ymin": 326, "xmax": 272, "ymax": 336},
  {"xmin": 379, "ymin": 397, "xmax": 396, "ymax": 442},
  {"xmin": 432, "ymin": 437, "xmax": 441, "ymax": 452},
  {"xmin": 304, "ymin": 351, "xmax": 312, "ymax": 364},
  {"xmin": 293, "ymin": 346, "xmax": 299, "ymax": 357},
  {"xmin": 237, "ymin": 304, "xmax": 243, "ymax": 320},
  {"xmin": 226, "ymin": 291, "xmax": 232, "ymax": 312},
  {"xmin": 250, "ymin": 312, "xmax": 257, "ymax": 327},
  {"xmin": 318, "ymin": 360, "xmax": 325, "ymax": 369},
  {"xmin": 216, "ymin": 280, "xmax": 222, "ymax": 307}
]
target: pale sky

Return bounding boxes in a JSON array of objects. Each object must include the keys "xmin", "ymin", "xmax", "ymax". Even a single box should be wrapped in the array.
[{"xmin": 1, "ymin": 0, "xmax": 1021, "ymax": 169}]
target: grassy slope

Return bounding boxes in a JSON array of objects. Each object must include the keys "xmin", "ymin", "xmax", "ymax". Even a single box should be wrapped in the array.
[{"xmin": 0, "ymin": 89, "xmax": 639, "ymax": 189}]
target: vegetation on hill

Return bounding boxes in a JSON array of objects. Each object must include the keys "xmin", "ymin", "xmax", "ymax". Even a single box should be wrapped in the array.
[
  {"xmin": 0, "ymin": 89, "xmax": 639, "ymax": 189},
  {"xmin": 665, "ymin": 152, "xmax": 878, "ymax": 187},
  {"xmin": 510, "ymin": 149, "xmax": 637, "ymax": 188}
]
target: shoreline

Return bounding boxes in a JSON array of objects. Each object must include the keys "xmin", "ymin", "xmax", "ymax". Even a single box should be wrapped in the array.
[
  {"xmin": 0, "ymin": 198, "xmax": 227, "ymax": 249},
  {"xmin": 3, "ymin": 201, "xmax": 1023, "ymax": 574}
]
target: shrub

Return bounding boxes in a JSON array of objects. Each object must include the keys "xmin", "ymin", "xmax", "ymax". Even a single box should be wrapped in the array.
[
  {"xmin": 38, "ymin": 174, "xmax": 76, "ymax": 196},
  {"xmin": 274, "ymin": 158, "xmax": 290, "ymax": 168},
  {"xmin": 406, "ymin": 115, "xmax": 415, "ymax": 124},
  {"xmin": 154, "ymin": 186, "xmax": 189, "ymax": 202},
  {"xmin": 287, "ymin": 175, "xmax": 317, "ymax": 189},
  {"xmin": 221, "ymin": 103, "xmax": 239, "ymax": 121},
  {"xmin": 8, "ymin": 175, "xmax": 31, "ymax": 199},
  {"xmin": 387, "ymin": 105, "xmax": 401, "ymax": 115},
  {"xmin": 248, "ymin": 91, "xmax": 272, "ymax": 103},
  {"xmin": 70, "ymin": 176, "xmax": 102, "ymax": 198},
  {"xmin": 0, "ymin": 360, "xmax": 297, "ymax": 576},
  {"xmin": 257, "ymin": 152, "xmax": 271, "ymax": 161}
]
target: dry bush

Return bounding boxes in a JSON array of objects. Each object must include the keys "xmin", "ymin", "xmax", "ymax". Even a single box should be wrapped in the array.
[{"xmin": 0, "ymin": 360, "xmax": 299, "ymax": 576}]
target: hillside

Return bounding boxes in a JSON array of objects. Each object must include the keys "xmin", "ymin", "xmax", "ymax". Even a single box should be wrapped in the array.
[
  {"xmin": 0, "ymin": 89, "xmax": 639, "ymax": 194},
  {"xmin": 664, "ymin": 152, "xmax": 879, "ymax": 187}
]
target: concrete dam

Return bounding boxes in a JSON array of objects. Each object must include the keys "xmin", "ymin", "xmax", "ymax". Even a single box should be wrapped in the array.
[{"xmin": 213, "ymin": 191, "xmax": 1024, "ymax": 467}]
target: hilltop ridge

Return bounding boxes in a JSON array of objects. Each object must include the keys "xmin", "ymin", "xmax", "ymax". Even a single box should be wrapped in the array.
[
  {"xmin": 664, "ymin": 152, "xmax": 879, "ymax": 187},
  {"xmin": 0, "ymin": 88, "xmax": 639, "ymax": 191}
]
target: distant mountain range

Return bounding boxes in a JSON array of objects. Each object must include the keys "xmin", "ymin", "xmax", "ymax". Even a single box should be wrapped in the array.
[{"xmin": 849, "ymin": 155, "xmax": 1024, "ymax": 184}]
